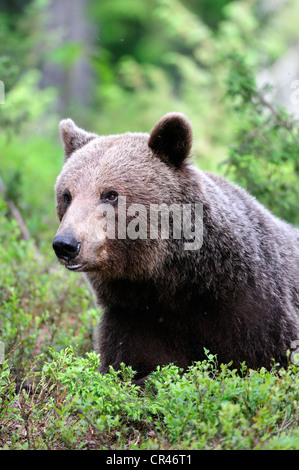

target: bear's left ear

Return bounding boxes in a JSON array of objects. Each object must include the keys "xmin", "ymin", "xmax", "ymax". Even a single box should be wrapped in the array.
[
  {"xmin": 148, "ymin": 113, "xmax": 193, "ymax": 168},
  {"xmin": 59, "ymin": 119, "xmax": 97, "ymax": 161}
]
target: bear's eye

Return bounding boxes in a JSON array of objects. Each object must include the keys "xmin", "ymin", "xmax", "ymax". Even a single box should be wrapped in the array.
[
  {"xmin": 62, "ymin": 190, "xmax": 72, "ymax": 205},
  {"xmin": 107, "ymin": 192, "xmax": 118, "ymax": 201},
  {"xmin": 102, "ymin": 190, "xmax": 119, "ymax": 204}
]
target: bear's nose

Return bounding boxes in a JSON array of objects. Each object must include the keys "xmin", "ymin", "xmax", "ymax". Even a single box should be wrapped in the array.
[{"xmin": 52, "ymin": 235, "xmax": 81, "ymax": 261}]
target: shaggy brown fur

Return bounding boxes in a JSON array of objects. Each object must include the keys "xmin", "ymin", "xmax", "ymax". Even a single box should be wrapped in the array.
[{"xmin": 53, "ymin": 113, "xmax": 299, "ymax": 383}]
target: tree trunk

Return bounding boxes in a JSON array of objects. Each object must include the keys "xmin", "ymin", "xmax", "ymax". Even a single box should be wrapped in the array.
[{"xmin": 40, "ymin": 0, "xmax": 94, "ymax": 113}]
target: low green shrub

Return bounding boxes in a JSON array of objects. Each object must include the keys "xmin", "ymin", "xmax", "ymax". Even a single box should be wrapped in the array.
[{"xmin": 1, "ymin": 347, "xmax": 298, "ymax": 450}]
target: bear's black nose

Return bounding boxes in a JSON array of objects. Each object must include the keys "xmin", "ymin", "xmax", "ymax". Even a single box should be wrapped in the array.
[{"xmin": 52, "ymin": 236, "xmax": 81, "ymax": 261}]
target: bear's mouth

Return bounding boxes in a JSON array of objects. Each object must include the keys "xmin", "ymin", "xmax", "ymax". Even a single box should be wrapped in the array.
[{"xmin": 66, "ymin": 263, "xmax": 85, "ymax": 271}]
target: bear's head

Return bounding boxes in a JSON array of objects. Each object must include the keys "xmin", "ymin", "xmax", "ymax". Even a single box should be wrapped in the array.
[{"xmin": 53, "ymin": 113, "xmax": 194, "ymax": 280}]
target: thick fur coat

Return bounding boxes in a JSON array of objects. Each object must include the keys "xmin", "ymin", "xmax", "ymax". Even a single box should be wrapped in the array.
[{"xmin": 53, "ymin": 113, "xmax": 299, "ymax": 382}]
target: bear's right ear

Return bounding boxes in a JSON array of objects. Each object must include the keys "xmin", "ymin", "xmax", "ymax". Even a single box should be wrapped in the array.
[
  {"xmin": 59, "ymin": 119, "xmax": 97, "ymax": 160},
  {"xmin": 148, "ymin": 113, "xmax": 193, "ymax": 168}
]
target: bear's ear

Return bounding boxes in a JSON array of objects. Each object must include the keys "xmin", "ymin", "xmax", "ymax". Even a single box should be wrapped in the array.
[
  {"xmin": 148, "ymin": 113, "xmax": 193, "ymax": 168},
  {"xmin": 59, "ymin": 119, "xmax": 97, "ymax": 160}
]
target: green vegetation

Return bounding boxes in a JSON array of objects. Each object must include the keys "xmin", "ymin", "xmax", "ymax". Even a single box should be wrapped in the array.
[
  {"xmin": 224, "ymin": 52, "xmax": 299, "ymax": 225},
  {"xmin": 1, "ymin": 0, "xmax": 299, "ymax": 450}
]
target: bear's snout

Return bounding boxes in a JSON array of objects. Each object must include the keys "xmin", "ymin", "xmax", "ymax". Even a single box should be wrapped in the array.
[{"xmin": 52, "ymin": 235, "xmax": 81, "ymax": 261}]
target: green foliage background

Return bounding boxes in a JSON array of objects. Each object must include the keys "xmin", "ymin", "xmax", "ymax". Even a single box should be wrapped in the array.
[{"xmin": 0, "ymin": 0, "xmax": 299, "ymax": 450}]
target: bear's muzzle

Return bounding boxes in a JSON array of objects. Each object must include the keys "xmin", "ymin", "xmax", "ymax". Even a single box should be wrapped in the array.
[{"xmin": 52, "ymin": 235, "xmax": 81, "ymax": 262}]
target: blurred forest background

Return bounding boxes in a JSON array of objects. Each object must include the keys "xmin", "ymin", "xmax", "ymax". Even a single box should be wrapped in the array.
[{"xmin": 1, "ymin": 0, "xmax": 299, "ymax": 248}]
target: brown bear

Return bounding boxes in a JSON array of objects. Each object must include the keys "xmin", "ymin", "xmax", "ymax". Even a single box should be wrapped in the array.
[{"xmin": 53, "ymin": 112, "xmax": 299, "ymax": 383}]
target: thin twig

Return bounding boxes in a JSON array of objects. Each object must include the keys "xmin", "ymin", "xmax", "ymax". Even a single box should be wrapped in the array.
[{"xmin": 0, "ymin": 173, "xmax": 41, "ymax": 261}]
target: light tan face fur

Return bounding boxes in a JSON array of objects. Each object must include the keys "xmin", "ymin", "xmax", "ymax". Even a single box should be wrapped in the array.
[
  {"xmin": 53, "ymin": 113, "xmax": 193, "ymax": 279},
  {"xmin": 54, "ymin": 130, "xmax": 177, "ymax": 279}
]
